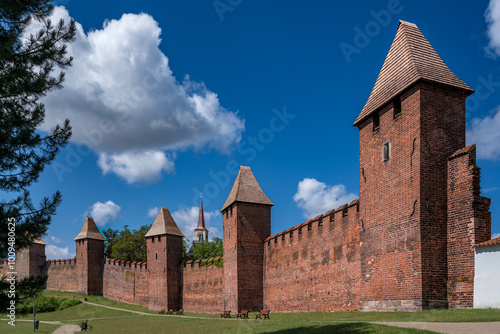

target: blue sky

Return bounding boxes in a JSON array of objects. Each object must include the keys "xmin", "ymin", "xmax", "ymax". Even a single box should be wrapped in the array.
[{"xmin": 24, "ymin": 0, "xmax": 500, "ymax": 259}]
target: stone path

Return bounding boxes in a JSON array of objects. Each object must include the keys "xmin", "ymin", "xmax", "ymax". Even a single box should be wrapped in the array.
[
  {"xmin": 52, "ymin": 324, "xmax": 81, "ymax": 334},
  {"xmin": 374, "ymin": 321, "xmax": 500, "ymax": 334}
]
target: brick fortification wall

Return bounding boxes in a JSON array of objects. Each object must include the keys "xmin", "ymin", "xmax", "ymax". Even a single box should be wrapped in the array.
[
  {"xmin": 264, "ymin": 200, "xmax": 360, "ymax": 312},
  {"xmin": 182, "ymin": 258, "xmax": 224, "ymax": 313},
  {"xmin": 45, "ymin": 259, "xmax": 77, "ymax": 291},
  {"xmin": 102, "ymin": 259, "xmax": 149, "ymax": 307},
  {"xmin": 447, "ymin": 145, "xmax": 491, "ymax": 308}
]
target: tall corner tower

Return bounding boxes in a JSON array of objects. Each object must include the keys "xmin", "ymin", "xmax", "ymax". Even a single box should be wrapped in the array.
[
  {"xmin": 74, "ymin": 217, "xmax": 106, "ymax": 295},
  {"xmin": 145, "ymin": 207, "xmax": 184, "ymax": 311},
  {"xmin": 221, "ymin": 166, "xmax": 273, "ymax": 313},
  {"xmin": 16, "ymin": 237, "xmax": 47, "ymax": 280},
  {"xmin": 194, "ymin": 196, "xmax": 208, "ymax": 244},
  {"xmin": 354, "ymin": 20, "xmax": 474, "ymax": 311}
]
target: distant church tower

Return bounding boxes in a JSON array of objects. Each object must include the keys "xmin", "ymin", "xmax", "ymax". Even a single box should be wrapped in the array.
[{"xmin": 194, "ymin": 196, "xmax": 208, "ymax": 244}]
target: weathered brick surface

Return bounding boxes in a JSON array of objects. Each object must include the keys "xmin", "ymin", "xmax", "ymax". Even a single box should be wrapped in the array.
[
  {"xmin": 102, "ymin": 260, "xmax": 148, "ymax": 307},
  {"xmin": 359, "ymin": 84, "xmax": 425, "ymax": 310},
  {"xmin": 223, "ymin": 202, "xmax": 271, "ymax": 313},
  {"xmin": 264, "ymin": 202, "xmax": 360, "ymax": 312},
  {"xmin": 45, "ymin": 259, "xmax": 77, "ymax": 291},
  {"xmin": 16, "ymin": 243, "xmax": 46, "ymax": 279},
  {"xmin": 447, "ymin": 146, "xmax": 491, "ymax": 308},
  {"xmin": 182, "ymin": 262, "xmax": 224, "ymax": 313},
  {"xmin": 76, "ymin": 238, "xmax": 105, "ymax": 295},
  {"xmin": 147, "ymin": 234, "xmax": 183, "ymax": 311}
]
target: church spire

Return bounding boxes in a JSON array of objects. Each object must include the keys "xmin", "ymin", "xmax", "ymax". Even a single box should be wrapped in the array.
[{"xmin": 194, "ymin": 194, "xmax": 208, "ymax": 243}]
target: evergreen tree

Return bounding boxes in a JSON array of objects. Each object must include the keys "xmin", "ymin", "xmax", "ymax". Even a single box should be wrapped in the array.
[{"xmin": 0, "ymin": 0, "xmax": 75, "ymax": 312}]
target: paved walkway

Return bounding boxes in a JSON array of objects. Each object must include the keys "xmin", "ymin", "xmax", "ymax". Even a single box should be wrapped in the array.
[
  {"xmin": 374, "ymin": 321, "xmax": 500, "ymax": 334},
  {"xmin": 52, "ymin": 324, "xmax": 81, "ymax": 334}
]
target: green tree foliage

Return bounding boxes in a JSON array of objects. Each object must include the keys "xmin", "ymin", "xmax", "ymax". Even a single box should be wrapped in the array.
[
  {"xmin": 102, "ymin": 225, "xmax": 150, "ymax": 262},
  {"xmin": 189, "ymin": 237, "xmax": 223, "ymax": 261},
  {"xmin": 0, "ymin": 0, "xmax": 75, "ymax": 312}
]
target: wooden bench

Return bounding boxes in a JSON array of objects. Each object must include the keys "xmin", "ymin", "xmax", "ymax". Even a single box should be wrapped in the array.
[
  {"xmin": 166, "ymin": 309, "xmax": 174, "ymax": 315},
  {"xmin": 255, "ymin": 310, "xmax": 270, "ymax": 320},
  {"xmin": 176, "ymin": 309, "xmax": 184, "ymax": 315},
  {"xmin": 220, "ymin": 310, "xmax": 231, "ymax": 318},
  {"xmin": 236, "ymin": 310, "xmax": 249, "ymax": 319},
  {"xmin": 80, "ymin": 320, "xmax": 88, "ymax": 331},
  {"xmin": 159, "ymin": 309, "xmax": 166, "ymax": 314}
]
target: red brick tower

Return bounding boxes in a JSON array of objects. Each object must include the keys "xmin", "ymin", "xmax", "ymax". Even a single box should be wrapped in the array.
[
  {"xmin": 221, "ymin": 166, "xmax": 273, "ymax": 313},
  {"xmin": 145, "ymin": 207, "xmax": 184, "ymax": 311},
  {"xmin": 74, "ymin": 217, "xmax": 105, "ymax": 295},
  {"xmin": 354, "ymin": 20, "xmax": 483, "ymax": 310},
  {"xmin": 17, "ymin": 238, "xmax": 46, "ymax": 280}
]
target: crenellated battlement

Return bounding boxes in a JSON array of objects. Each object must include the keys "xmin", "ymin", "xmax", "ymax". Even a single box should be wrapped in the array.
[
  {"xmin": 46, "ymin": 258, "xmax": 76, "ymax": 266},
  {"xmin": 183, "ymin": 256, "xmax": 222, "ymax": 272},
  {"xmin": 265, "ymin": 199, "xmax": 359, "ymax": 249},
  {"xmin": 105, "ymin": 258, "xmax": 147, "ymax": 270}
]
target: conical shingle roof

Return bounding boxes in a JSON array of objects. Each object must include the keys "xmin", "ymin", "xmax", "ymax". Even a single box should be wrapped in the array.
[
  {"xmin": 145, "ymin": 207, "xmax": 184, "ymax": 237},
  {"xmin": 221, "ymin": 166, "xmax": 273, "ymax": 212},
  {"xmin": 354, "ymin": 20, "xmax": 473, "ymax": 127},
  {"xmin": 33, "ymin": 237, "xmax": 47, "ymax": 245},
  {"xmin": 74, "ymin": 217, "xmax": 106, "ymax": 241}
]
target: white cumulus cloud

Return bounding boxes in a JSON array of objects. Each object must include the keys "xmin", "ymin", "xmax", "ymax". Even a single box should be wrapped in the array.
[
  {"xmin": 467, "ymin": 107, "xmax": 500, "ymax": 160},
  {"xmin": 98, "ymin": 151, "xmax": 175, "ymax": 184},
  {"xmin": 30, "ymin": 7, "xmax": 244, "ymax": 183},
  {"xmin": 486, "ymin": 0, "xmax": 500, "ymax": 57},
  {"xmin": 147, "ymin": 207, "xmax": 160, "ymax": 218},
  {"xmin": 293, "ymin": 178, "xmax": 357, "ymax": 219},
  {"xmin": 88, "ymin": 200, "xmax": 121, "ymax": 226},
  {"xmin": 171, "ymin": 206, "xmax": 221, "ymax": 242},
  {"xmin": 493, "ymin": 232, "xmax": 500, "ymax": 239},
  {"xmin": 46, "ymin": 245, "xmax": 75, "ymax": 260}
]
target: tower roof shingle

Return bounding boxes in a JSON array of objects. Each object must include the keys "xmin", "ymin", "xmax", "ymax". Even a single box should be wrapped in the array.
[
  {"xmin": 145, "ymin": 207, "xmax": 184, "ymax": 237},
  {"xmin": 354, "ymin": 20, "xmax": 473, "ymax": 127},
  {"xmin": 74, "ymin": 217, "xmax": 106, "ymax": 241},
  {"xmin": 221, "ymin": 166, "xmax": 273, "ymax": 212}
]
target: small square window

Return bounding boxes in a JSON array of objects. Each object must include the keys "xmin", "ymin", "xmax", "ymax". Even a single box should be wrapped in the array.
[
  {"xmin": 308, "ymin": 223, "xmax": 312, "ymax": 231},
  {"xmin": 330, "ymin": 214, "xmax": 335, "ymax": 222},
  {"xmin": 342, "ymin": 207, "xmax": 348, "ymax": 217},
  {"xmin": 318, "ymin": 217, "xmax": 323, "ymax": 226},
  {"xmin": 373, "ymin": 112, "xmax": 380, "ymax": 131}
]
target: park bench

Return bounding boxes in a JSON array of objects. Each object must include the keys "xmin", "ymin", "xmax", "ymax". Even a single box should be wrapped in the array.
[
  {"xmin": 236, "ymin": 310, "xmax": 249, "ymax": 319},
  {"xmin": 80, "ymin": 320, "xmax": 88, "ymax": 331},
  {"xmin": 176, "ymin": 309, "xmax": 184, "ymax": 315},
  {"xmin": 255, "ymin": 310, "xmax": 270, "ymax": 320},
  {"xmin": 159, "ymin": 309, "xmax": 166, "ymax": 314},
  {"xmin": 166, "ymin": 309, "xmax": 174, "ymax": 315},
  {"xmin": 220, "ymin": 310, "xmax": 231, "ymax": 318}
]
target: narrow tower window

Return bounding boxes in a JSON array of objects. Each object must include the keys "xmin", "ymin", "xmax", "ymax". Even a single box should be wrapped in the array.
[
  {"xmin": 383, "ymin": 141, "xmax": 391, "ymax": 162},
  {"xmin": 373, "ymin": 112, "xmax": 380, "ymax": 131},
  {"xmin": 228, "ymin": 227, "xmax": 231, "ymax": 239},
  {"xmin": 393, "ymin": 96, "xmax": 401, "ymax": 118},
  {"xmin": 155, "ymin": 252, "xmax": 157, "ymax": 260}
]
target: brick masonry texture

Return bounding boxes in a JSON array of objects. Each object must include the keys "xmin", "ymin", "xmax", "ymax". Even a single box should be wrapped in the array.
[
  {"xmin": 182, "ymin": 261, "xmax": 224, "ymax": 313},
  {"xmin": 46, "ymin": 259, "xmax": 77, "ymax": 291},
  {"xmin": 103, "ymin": 260, "xmax": 148, "ymax": 307},
  {"xmin": 264, "ymin": 202, "xmax": 360, "ymax": 312}
]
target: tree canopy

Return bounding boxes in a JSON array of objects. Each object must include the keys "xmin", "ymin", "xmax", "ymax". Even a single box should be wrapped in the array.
[
  {"xmin": 0, "ymin": 0, "xmax": 75, "ymax": 312},
  {"xmin": 102, "ymin": 225, "xmax": 150, "ymax": 262}
]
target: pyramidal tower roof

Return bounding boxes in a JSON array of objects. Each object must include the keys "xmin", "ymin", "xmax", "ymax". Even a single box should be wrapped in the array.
[
  {"xmin": 145, "ymin": 207, "xmax": 184, "ymax": 237},
  {"xmin": 33, "ymin": 237, "xmax": 47, "ymax": 245},
  {"xmin": 354, "ymin": 20, "xmax": 473, "ymax": 127},
  {"xmin": 221, "ymin": 166, "xmax": 273, "ymax": 212},
  {"xmin": 74, "ymin": 217, "xmax": 106, "ymax": 241},
  {"xmin": 196, "ymin": 196, "xmax": 207, "ymax": 231}
]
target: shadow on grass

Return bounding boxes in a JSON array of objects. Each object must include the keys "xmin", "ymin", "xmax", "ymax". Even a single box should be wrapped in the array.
[{"xmin": 260, "ymin": 322, "xmax": 433, "ymax": 334}]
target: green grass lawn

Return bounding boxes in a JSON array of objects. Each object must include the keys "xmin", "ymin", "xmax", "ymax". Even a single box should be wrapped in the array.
[
  {"xmin": 0, "ymin": 320, "xmax": 59, "ymax": 334},
  {"xmin": 2, "ymin": 290, "xmax": 499, "ymax": 333}
]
